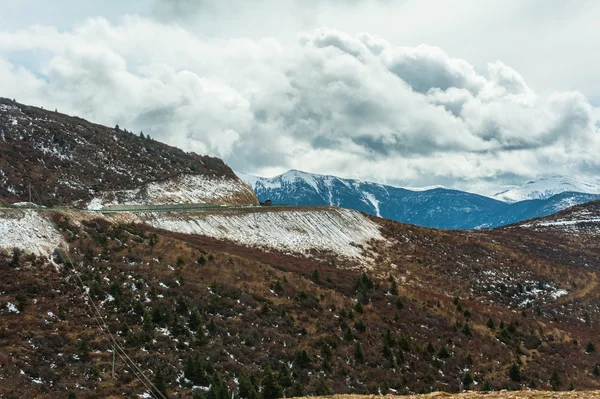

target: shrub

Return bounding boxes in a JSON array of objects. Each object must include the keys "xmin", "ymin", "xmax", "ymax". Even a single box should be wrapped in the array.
[{"xmin": 586, "ymin": 341, "xmax": 596, "ymax": 353}]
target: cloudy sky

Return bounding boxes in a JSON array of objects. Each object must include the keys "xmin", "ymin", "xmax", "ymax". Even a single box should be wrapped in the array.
[{"xmin": 1, "ymin": 0, "xmax": 600, "ymax": 191}]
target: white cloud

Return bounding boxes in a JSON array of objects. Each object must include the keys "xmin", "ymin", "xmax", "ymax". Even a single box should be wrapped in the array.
[{"xmin": 0, "ymin": 16, "xmax": 599, "ymax": 189}]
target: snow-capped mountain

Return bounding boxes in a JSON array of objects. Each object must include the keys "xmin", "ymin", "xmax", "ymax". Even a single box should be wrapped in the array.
[
  {"xmin": 237, "ymin": 170, "xmax": 600, "ymax": 229},
  {"xmin": 488, "ymin": 176, "xmax": 600, "ymax": 203}
]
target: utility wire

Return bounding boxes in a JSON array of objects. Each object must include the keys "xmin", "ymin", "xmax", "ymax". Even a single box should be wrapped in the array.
[{"xmin": 57, "ymin": 247, "xmax": 169, "ymax": 399}]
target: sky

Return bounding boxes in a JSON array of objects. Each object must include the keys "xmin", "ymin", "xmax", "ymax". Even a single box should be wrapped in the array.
[{"xmin": 1, "ymin": 0, "xmax": 600, "ymax": 191}]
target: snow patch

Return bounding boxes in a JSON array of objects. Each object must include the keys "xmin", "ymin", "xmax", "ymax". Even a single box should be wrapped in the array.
[
  {"xmin": 362, "ymin": 192, "xmax": 381, "ymax": 217},
  {"xmin": 0, "ymin": 210, "xmax": 64, "ymax": 255},
  {"xmin": 87, "ymin": 174, "xmax": 255, "ymax": 209},
  {"xmin": 136, "ymin": 208, "xmax": 384, "ymax": 260}
]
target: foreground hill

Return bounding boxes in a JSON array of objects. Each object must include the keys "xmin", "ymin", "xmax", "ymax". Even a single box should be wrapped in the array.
[
  {"xmin": 0, "ymin": 200, "xmax": 599, "ymax": 397},
  {"xmin": 236, "ymin": 170, "xmax": 600, "ymax": 229},
  {"xmin": 0, "ymin": 98, "xmax": 257, "ymax": 207}
]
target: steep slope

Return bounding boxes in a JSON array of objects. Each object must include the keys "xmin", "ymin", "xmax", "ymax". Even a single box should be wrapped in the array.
[
  {"xmin": 1, "ymin": 202, "xmax": 599, "ymax": 397},
  {"xmin": 491, "ymin": 176, "xmax": 600, "ymax": 203},
  {"xmin": 237, "ymin": 170, "xmax": 600, "ymax": 229},
  {"xmin": 0, "ymin": 98, "xmax": 257, "ymax": 207}
]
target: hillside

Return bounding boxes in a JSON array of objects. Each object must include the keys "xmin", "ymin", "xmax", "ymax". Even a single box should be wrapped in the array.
[
  {"xmin": 1, "ymin": 200, "xmax": 599, "ymax": 397},
  {"xmin": 236, "ymin": 170, "xmax": 600, "ymax": 229},
  {"xmin": 0, "ymin": 98, "xmax": 257, "ymax": 207}
]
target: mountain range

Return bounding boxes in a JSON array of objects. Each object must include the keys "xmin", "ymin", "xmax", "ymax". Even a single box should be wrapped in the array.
[{"xmin": 236, "ymin": 170, "xmax": 600, "ymax": 229}]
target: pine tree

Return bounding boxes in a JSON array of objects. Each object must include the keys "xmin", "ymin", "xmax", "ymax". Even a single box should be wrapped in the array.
[
  {"xmin": 188, "ymin": 310, "xmax": 201, "ymax": 331},
  {"xmin": 261, "ymin": 366, "xmax": 282, "ymax": 399},
  {"xmin": 463, "ymin": 372, "xmax": 474, "ymax": 390},
  {"xmin": 354, "ymin": 342, "xmax": 365, "ymax": 363},
  {"xmin": 184, "ymin": 354, "xmax": 213, "ymax": 386},
  {"xmin": 550, "ymin": 369, "xmax": 561, "ymax": 391},
  {"xmin": 238, "ymin": 371, "xmax": 259, "ymax": 399},
  {"xmin": 437, "ymin": 346, "xmax": 450, "ymax": 359},
  {"xmin": 290, "ymin": 380, "xmax": 305, "ymax": 397},
  {"xmin": 426, "ymin": 341, "xmax": 435, "ymax": 353},
  {"xmin": 314, "ymin": 375, "xmax": 331, "ymax": 396},
  {"xmin": 508, "ymin": 363, "xmax": 521, "ymax": 382},
  {"xmin": 486, "ymin": 317, "xmax": 495, "ymax": 330},
  {"xmin": 293, "ymin": 349, "xmax": 312, "ymax": 369},
  {"xmin": 586, "ymin": 341, "xmax": 596, "ymax": 353},
  {"xmin": 593, "ymin": 364, "xmax": 600, "ymax": 377},
  {"xmin": 153, "ymin": 367, "xmax": 169, "ymax": 398},
  {"xmin": 462, "ymin": 322, "xmax": 472, "ymax": 337},
  {"xmin": 390, "ymin": 278, "xmax": 399, "ymax": 295},
  {"xmin": 207, "ymin": 372, "xmax": 228, "ymax": 399},
  {"xmin": 311, "ymin": 269, "xmax": 319, "ymax": 283}
]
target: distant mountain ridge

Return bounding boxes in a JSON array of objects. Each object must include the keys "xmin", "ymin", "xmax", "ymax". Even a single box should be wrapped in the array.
[
  {"xmin": 488, "ymin": 175, "xmax": 600, "ymax": 203},
  {"xmin": 236, "ymin": 170, "xmax": 600, "ymax": 229}
]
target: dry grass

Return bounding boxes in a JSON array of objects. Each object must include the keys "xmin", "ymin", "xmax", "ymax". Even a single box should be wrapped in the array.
[{"xmin": 300, "ymin": 393, "xmax": 600, "ymax": 399}]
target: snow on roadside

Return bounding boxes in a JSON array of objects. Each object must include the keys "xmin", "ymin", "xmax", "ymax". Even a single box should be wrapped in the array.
[
  {"xmin": 138, "ymin": 208, "xmax": 384, "ymax": 259},
  {"xmin": 0, "ymin": 210, "xmax": 64, "ymax": 255},
  {"xmin": 87, "ymin": 174, "xmax": 255, "ymax": 209}
]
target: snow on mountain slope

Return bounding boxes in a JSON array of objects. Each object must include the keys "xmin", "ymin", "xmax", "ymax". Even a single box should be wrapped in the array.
[
  {"xmin": 130, "ymin": 207, "xmax": 384, "ymax": 261},
  {"xmin": 0, "ymin": 210, "xmax": 64, "ymax": 255},
  {"xmin": 87, "ymin": 174, "xmax": 257, "ymax": 210},
  {"xmin": 491, "ymin": 176, "xmax": 600, "ymax": 203}
]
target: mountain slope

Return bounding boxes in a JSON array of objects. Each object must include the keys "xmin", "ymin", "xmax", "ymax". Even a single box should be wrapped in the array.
[
  {"xmin": 0, "ymin": 98, "xmax": 257, "ymax": 207},
  {"xmin": 1, "ymin": 201, "xmax": 600, "ymax": 397},
  {"xmin": 237, "ymin": 170, "xmax": 600, "ymax": 229}
]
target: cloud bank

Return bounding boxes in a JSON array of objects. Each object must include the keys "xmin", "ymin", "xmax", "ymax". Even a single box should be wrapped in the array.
[{"xmin": 0, "ymin": 17, "xmax": 598, "ymax": 188}]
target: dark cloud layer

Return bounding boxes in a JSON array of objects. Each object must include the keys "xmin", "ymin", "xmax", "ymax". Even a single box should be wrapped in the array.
[{"xmin": 0, "ymin": 18, "xmax": 598, "ymax": 189}]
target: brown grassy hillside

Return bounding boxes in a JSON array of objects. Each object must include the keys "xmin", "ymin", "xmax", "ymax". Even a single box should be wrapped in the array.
[{"xmin": 0, "ymin": 203, "xmax": 599, "ymax": 398}]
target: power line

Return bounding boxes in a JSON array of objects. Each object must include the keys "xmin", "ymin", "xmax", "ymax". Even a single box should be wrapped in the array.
[{"xmin": 57, "ymin": 247, "xmax": 169, "ymax": 399}]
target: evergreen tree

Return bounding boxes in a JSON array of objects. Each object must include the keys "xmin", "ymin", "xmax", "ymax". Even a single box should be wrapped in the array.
[
  {"xmin": 188, "ymin": 310, "xmax": 201, "ymax": 331},
  {"xmin": 482, "ymin": 380, "xmax": 492, "ymax": 392},
  {"xmin": 290, "ymin": 380, "xmax": 305, "ymax": 397},
  {"xmin": 395, "ymin": 298, "xmax": 404, "ymax": 309},
  {"xmin": 508, "ymin": 363, "xmax": 521, "ymax": 382},
  {"xmin": 354, "ymin": 342, "xmax": 365, "ymax": 363},
  {"xmin": 550, "ymin": 370, "xmax": 561, "ymax": 390},
  {"xmin": 153, "ymin": 367, "xmax": 169, "ymax": 398},
  {"xmin": 261, "ymin": 366, "xmax": 282, "ymax": 399},
  {"xmin": 437, "ymin": 346, "xmax": 450, "ymax": 359},
  {"xmin": 390, "ymin": 278, "xmax": 399, "ymax": 295},
  {"xmin": 486, "ymin": 317, "xmax": 495, "ymax": 330},
  {"xmin": 314, "ymin": 375, "xmax": 331, "ymax": 396},
  {"xmin": 463, "ymin": 372, "xmax": 474, "ymax": 390},
  {"xmin": 426, "ymin": 341, "xmax": 435, "ymax": 353},
  {"xmin": 238, "ymin": 371, "xmax": 259, "ymax": 399},
  {"xmin": 293, "ymin": 349, "xmax": 312, "ymax": 369},
  {"xmin": 593, "ymin": 364, "xmax": 600, "ymax": 377},
  {"xmin": 311, "ymin": 269, "xmax": 319, "ymax": 283},
  {"xmin": 184, "ymin": 354, "xmax": 213, "ymax": 386},
  {"xmin": 142, "ymin": 310, "xmax": 154, "ymax": 333},
  {"xmin": 207, "ymin": 372, "xmax": 228, "ymax": 399},
  {"xmin": 462, "ymin": 322, "xmax": 472, "ymax": 337},
  {"xmin": 586, "ymin": 341, "xmax": 596, "ymax": 353}
]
